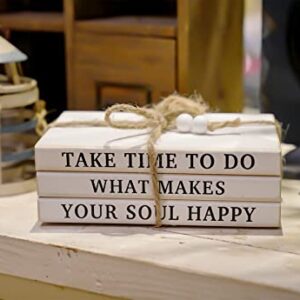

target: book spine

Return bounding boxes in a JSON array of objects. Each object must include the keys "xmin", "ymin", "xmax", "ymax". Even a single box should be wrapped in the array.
[
  {"xmin": 37, "ymin": 172, "xmax": 281, "ymax": 201},
  {"xmin": 38, "ymin": 198, "xmax": 281, "ymax": 227},
  {"xmin": 35, "ymin": 148, "xmax": 281, "ymax": 176}
]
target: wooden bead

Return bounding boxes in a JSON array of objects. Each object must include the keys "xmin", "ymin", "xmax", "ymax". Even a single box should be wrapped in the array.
[
  {"xmin": 176, "ymin": 113, "xmax": 193, "ymax": 133},
  {"xmin": 192, "ymin": 115, "xmax": 208, "ymax": 134}
]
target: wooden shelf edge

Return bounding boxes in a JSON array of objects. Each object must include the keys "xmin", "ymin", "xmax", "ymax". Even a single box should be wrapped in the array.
[
  {"xmin": 0, "ymin": 11, "xmax": 64, "ymax": 33},
  {"xmin": 75, "ymin": 16, "xmax": 177, "ymax": 39}
]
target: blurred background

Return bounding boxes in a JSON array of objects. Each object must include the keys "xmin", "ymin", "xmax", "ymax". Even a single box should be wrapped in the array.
[
  {"xmin": 3, "ymin": 0, "xmax": 300, "ymax": 182},
  {"xmin": 1, "ymin": 0, "xmax": 300, "ymax": 145},
  {"xmin": 0, "ymin": 0, "xmax": 246, "ymax": 117}
]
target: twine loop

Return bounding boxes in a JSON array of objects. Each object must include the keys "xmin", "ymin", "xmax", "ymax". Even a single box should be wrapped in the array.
[
  {"xmin": 104, "ymin": 94, "xmax": 209, "ymax": 227},
  {"xmin": 105, "ymin": 94, "xmax": 208, "ymax": 131}
]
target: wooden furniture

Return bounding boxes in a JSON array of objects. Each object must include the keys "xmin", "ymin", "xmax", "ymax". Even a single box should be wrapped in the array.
[
  {"xmin": 0, "ymin": 0, "xmax": 244, "ymax": 112},
  {"xmin": 0, "ymin": 0, "xmax": 67, "ymax": 119},
  {"xmin": 0, "ymin": 37, "xmax": 40, "ymax": 196},
  {"xmin": 0, "ymin": 178, "xmax": 299, "ymax": 299}
]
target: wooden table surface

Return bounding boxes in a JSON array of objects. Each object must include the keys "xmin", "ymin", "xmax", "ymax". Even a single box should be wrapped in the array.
[{"xmin": 0, "ymin": 179, "xmax": 300, "ymax": 299}]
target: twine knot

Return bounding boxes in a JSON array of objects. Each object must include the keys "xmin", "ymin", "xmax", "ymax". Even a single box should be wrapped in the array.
[
  {"xmin": 34, "ymin": 100, "xmax": 48, "ymax": 136},
  {"xmin": 105, "ymin": 94, "xmax": 208, "ymax": 132},
  {"xmin": 105, "ymin": 94, "xmax": 209, "ymax": 227}
]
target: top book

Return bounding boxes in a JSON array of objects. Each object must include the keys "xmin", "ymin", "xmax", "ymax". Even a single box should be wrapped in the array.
[{"xmin": 35, "ymin": 111, "xmax": 281, "ymax": 176}]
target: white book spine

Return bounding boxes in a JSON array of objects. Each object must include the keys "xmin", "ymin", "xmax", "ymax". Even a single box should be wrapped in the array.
[
  {"xmin": 37, "ymin": 172, "xmax": 281, "ymax": 202},
  {"xmin": 38, "ymin": 198, "xmax": 281, "ymax": 227},
  {"xmin": 35, "ymin": 148, "xmax": 281, "ymax": 176}
]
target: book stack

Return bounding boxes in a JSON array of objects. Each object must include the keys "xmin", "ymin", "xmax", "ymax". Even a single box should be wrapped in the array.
[{"xmin": 35, "ymin": 111, "xmax": 282, "ymax": 227}]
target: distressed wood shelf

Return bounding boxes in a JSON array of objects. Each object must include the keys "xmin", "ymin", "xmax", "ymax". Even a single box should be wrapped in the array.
[
  {"xmin": 0, "ymin": 179, "xmax": 299, "ymax": 299},
  {"xmin": 0, "ymin": 11, "xmax": 64, "ymax": 32},
  {"xmin": 75, "ymin": 16, "xmax": 177, "ymax": 38}
]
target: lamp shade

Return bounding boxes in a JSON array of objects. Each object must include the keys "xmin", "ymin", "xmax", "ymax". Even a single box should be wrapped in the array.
[{"xmin": 0, "ymin": 36, "xmax": 27, "ymax": 64}]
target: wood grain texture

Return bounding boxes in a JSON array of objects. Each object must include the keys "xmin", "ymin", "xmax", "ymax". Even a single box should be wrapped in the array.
[
  {"xmin": 177, "ymin": 0, "xmax": 244, "ymax": 112},
  {"xmin": 0, "ymin": 179, "xmax": 299, "ymax": 299},
  {"xmin": 99, "ymin": 85, "xmax": 150, "ymax": 108},
  {"xmin": 0, "ymin": 273, "xmax": 122, "ymax": 300},
  {"xmin": 0, "ymin": 11, "xmax": 64, "ymax": 32},
  {"xmin": 64, "ymin": 0, "xmax": 75, "ymax": 109},
  {"xmin": 75, "ymin": 16, "xmax": 176, "ymax": 38},
  {"xmin": 71, "ymin": 31, "xmax": 175, "ymax": 109}
]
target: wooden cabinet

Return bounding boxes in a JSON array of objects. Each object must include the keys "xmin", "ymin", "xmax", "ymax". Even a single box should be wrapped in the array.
[
  {"xmin": 71, "ymin": 31, "xmax": 176, "ymax": 109},
  {"xmin": 0, "ymin": 0, "xmax": 244, "ymax": 112}
]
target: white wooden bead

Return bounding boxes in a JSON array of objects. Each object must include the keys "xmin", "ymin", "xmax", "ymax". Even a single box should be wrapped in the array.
[
  {"xmin": 176, "ymin": 113, "xmax": 193, "ymax": 133},
  {"xmin": 192, "ymin": 115, "xmax": 208, "ymax": 134}
]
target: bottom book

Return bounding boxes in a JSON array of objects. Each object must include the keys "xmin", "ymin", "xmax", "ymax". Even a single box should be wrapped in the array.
[{"xmin": 38, "ymin": 198, "xmax": 281, "ymax": 227}]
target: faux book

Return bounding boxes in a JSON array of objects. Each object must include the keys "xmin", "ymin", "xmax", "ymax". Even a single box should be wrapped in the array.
[
  {"xmin": 37, "ymin": 172, "xmax": 281, "ymax": 201},
  {"xmin": 35, "ymin": 112, "xmax": 281, "ymax": 176},
  {"xmin": 38, "ymin": 198, "xmax": 281, "ymax": 227}
]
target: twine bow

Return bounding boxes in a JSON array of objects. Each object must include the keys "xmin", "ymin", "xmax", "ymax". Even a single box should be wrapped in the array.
[
  {"xmin": 104, "ymin": 94, "xmax": 281, "ymax": 227},
  {"xmin": 105, "ymin": 94, "xmax": 209, "ymax": 227}
]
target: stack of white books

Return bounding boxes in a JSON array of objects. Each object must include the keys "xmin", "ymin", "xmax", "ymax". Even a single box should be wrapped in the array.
[{"xmin": 35, "ymin": 111, "xmax": 282, "ymax": 227}]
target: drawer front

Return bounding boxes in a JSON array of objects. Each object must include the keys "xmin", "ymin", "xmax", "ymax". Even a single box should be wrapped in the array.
[
  {"xmin": 71, "ymin": 31, "xmax": 175, "ymax": 109},
  {"xmin": 96, "ymin": 82, "xmax": 151, "ymax": 109}
]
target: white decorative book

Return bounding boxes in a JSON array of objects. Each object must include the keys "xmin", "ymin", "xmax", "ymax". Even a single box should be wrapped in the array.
[
  {"xmin": 38, "ymin": 198, "xmax": 281, "ymax": 227},
  {"xmin": 37, "ymin": 171, "xmax": 281, "ymax": 201},
  {"xmin": 35, "ymin": 111, "xmax": 281, "ymax": 176}
]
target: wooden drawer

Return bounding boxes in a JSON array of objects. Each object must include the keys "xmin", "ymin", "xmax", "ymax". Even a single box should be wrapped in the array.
[
  {"xmin": 71, "ymin": 31, "xmax": 176, "ymax": 109},
  {"xmin": 96, "ymin": 83, "xmax": 151, "ymax": 109}
]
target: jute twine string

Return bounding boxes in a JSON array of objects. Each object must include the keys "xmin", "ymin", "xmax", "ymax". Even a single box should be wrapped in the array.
[
  {"xmin": 34, "ymin": 100, "xmax": 48, "ymax": 136},
  {"xmin": 48, "ymin": 94, "xmax": 281, "ymax": 227}
]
